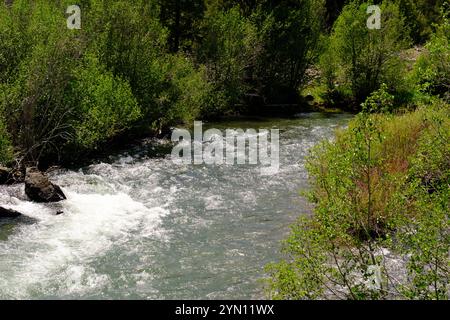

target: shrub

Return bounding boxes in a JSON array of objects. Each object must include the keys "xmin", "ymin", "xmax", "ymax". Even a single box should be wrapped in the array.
[
  {"xmin": 266, "ymin": 104, "xmax": 450, "ymax": 299},
  {"xmin": 411, "ymin": 12, "xmax": 450, "ymax": 102},
  {"xmin": 0, "ymin": 0, "xmax": 209, "ymax": 163},
  {"xmin": 0, "ymin": 117, "xmax": 13, "ymax": 165},
  {"xmin": 196, "ymin": 6, "xmax": 258, "ymax": 116},
  {"xmin": 0, "ymin": 0, "xmax": 83, "ymax": 162},
  {"xmin": 323, "ymin": 1, "xmax": 410, "ymax": 104},
  {"xmin": 85, "ymin": 0, "xmax": 169, "ymax": 128},
  {"xmin": 143, "ymin": 54, "xmax": 211, "ymax": 130},
  {"xmin": 396, "ymin": 0, "xmax": 446, "ymax": 44},
  {"xmin": 361, "ymin": 84, "xmax": 395, "ymax": 113},
  {"xmin": 67, "ymin": 53, "xmax": 141, "ymax": 149},
  {"xmin": 0, "ymin": 1, "xmax": 30, "ymax": 83},
  {"xmin": 252, "ymin": 0, "xmax": 325, "ymax": 103}
]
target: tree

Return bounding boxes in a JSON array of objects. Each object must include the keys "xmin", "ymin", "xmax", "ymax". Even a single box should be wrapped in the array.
[
  {"xmin": 412, "ymin": 6, "xmax": 450, "ymax": 101},
  {"xmin": 323, "ymin": 1, "xmax": 410, "ymax": 103},
  {"xmin": 396, "ymin": 0, "xmax": 445, "ymax": 43},
  {"xmin": 252, "ymin": 0, "xmax": 325, "ymax": 104},
  {"xmin": 158, "ymin": 0, "xmax": 205, "ymax": 52},
  {"xmin": 196, "ymin": 6, "xmax": 258, "ymax": 115}
]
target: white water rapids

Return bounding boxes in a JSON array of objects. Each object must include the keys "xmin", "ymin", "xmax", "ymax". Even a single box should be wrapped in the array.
[{"xmin": 0, "ymin": 113, "xmax": 351, "ymax": 299}]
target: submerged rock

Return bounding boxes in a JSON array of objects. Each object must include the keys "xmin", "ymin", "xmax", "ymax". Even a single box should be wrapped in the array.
[
  {"xmin": 24, "ymin": 167, "xmax": 66, "ymax": 203},
  {"xmin": 0, "ymin": 206, "xmax": 22, "ymax": 218}
]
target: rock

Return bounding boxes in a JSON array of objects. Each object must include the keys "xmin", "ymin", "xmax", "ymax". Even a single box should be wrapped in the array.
[
  {"xmin": 24, "ymin": 167, "xmax": 66, "ymax": 203},
  {"xmin": 0, "ymin": 166, "xmax": 11, "ymax": 184},
  {"xmin": 0, "ymin": 206, "xmax": 22, "ymax": 218},
  {"xmin": 11, "ymin": 167, "xmax": 25, "ymax": 183},
  {"xmin": 0, "ymin": 166, "xmax": 26, "ymax": 184}
]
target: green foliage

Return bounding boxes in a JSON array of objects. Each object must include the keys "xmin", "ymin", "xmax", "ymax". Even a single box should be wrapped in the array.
[
  {"xmin": 0, "ymin": 0, "xmax": 82, "ymax": 162},
  {"xmin": 396, "ymin": 0, "xmax": 446, "ymax": 44},
  {"xmin": 68, "ymin": 53, "xmax": 141, "ymax": 149},
  {"xmin": 145, "ymin": 54, "xmax": 211, "ymax": 129},
  {"xmin": 266, "ymin": 104, "xmax": 450, "ymax": 299},
  {"xmin": 0, "ymin": 0, "xmax": 209, "ymax": 163},
  {"xmin": 0, "ymin": 117, "xmax": 13, "ymax": 165},
  {"xmin": 86, "ymin": 0, "xmax": 208, "ymax": 130},
  {"xmin": 393, "ymin": 105, "xmax": 450, "ymax": 299},
  {"xmin": 252, "ymin": 0, "xmax": 325, "ymax": 102},
  {"xmin": 197, "ymin": 6, "xmax": 257, "ymax": 115},
  {"xmin": 361, "ymin": 84, "xmax": 395, "ymax": 113},
  {"xmin": 323, "ymin": 1, "xmax": 410, "ymax": 104},
  {"xmin": 411, "ymin": 13, "xmax": 450, "ymax": 102},
  {"xmin": 85, "ymin": 0, "xmax": 168, "ymax": 123}
]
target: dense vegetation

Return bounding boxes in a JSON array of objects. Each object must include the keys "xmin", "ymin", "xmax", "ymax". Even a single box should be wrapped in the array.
[
  {"xmin": 266, "ymin": 1, "xmax": 450, "ymax": 300},
  {"xmin": 267, "ymin": 101, "xmax": 449, "ymax": 299},
  {"xmin": 0, "ymin": 0, "xmax": 448, "ymax": 300},
  {"xmin": 0, "ymin": 0, "xmax": 447, "ymax": 167},
  {"xmin": 0, "ymin": 0, "xmax": 327, "ymax": 166}
]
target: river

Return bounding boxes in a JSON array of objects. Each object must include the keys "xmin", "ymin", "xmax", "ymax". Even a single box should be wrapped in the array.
[{"xmin": 0, "ymin": 112, "xmax": 351, "ymax": 299}]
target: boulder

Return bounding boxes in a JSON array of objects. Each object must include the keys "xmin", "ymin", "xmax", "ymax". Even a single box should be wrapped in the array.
[
  {"xmin": 0, "ymin": 206, "xmax": 22, "ymax": 218},
  {"xmin": 0, "ymin": 166, "xmax": 11, "ymax": 184},
  {"xmin": 24, "ymin": 167, "xmax": 66, "ymax": 203}
]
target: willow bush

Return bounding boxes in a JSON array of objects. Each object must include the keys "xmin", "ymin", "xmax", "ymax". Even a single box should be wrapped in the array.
[
  {"xmin": 196, "ymin": 6, "xmax": 258, "ymax": 116},
  {"xmin": 412, "ymin": 11, "xmax": 450, "ymax": 102},
  {"xmin": 0, "ymin": 0, "xmax": 210, "ymax": 164},
  {"xmin": 266, "ymin": 103, "xmax": 449, "ymax": 300},
  {"xmin": 321, "ymin": 1, "xmax": 410, "ymax": 105}
]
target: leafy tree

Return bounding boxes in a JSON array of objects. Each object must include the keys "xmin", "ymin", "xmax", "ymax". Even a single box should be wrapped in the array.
[
  {"xmin": 158, "ymin": 0, "xmax": 205, "ymax": 52},
  {"xmin": 67, "ymin": 53, "xmax": 141, "ymax": 149},
  {"xmin": 396, "ymin": 0, "xmax": 445, "ymax": 43},
  {"xmin": 323, "ymin": 1, "xmax": 410, "ymax": 104},
  {"xmin": 196, "ymin": 6, "xmax": 258, "ymax": 116},
  {"xmin": 0, "ymin": 0, "xmax": 83, "ymax": 163},
  {"xmin": 252, "ymin": 0, "xmax": 325, "ymax": 104},
  {"xmin": 266, "ymin": 104, "xmax": 450, "ymax": 299},
  {"xmin": 412, "ymin": 9, "xmax": 450, "ymax": 102},
  {"xmin": 0, "ymin": 116, "xmax": 13, "ymax": 165}
]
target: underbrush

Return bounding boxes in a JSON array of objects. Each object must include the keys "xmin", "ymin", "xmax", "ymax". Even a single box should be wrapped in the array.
[{"xmin": 266, "ymin": 101, "xmax": 449, "ymax": 300}]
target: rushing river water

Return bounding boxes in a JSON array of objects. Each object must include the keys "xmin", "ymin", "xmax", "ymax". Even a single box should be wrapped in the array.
[{"xmin": 0, "ymin": 113, "xmax": 351, "ymax": 299}]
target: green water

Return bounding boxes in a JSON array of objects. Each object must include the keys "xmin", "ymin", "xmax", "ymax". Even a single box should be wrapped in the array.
[{"xmin": 0, "ymin": 112, "xmax": 351, "ymax": 299}]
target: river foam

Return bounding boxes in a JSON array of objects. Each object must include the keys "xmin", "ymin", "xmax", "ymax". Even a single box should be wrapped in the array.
[{"xmin": 0, "ymin": 113, "xmax": 352, "ymax": 299}]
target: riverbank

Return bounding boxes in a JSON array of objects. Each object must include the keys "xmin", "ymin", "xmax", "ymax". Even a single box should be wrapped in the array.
[{"xmin": 266, "ymin": 102, "xmax": 449, "ymax": 300}]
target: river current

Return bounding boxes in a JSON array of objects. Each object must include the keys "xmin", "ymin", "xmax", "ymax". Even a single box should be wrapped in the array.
[{"xmin": 0, "ymin": 113, "xmax": 351, "ymax": 299}]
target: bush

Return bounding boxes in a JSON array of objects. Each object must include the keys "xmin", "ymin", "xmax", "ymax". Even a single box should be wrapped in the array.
[
  {"xmin": 85, "ymin": 0, "xmax": 169, "ymax": 126},
  {"xmin": 0, "ymin": 1, "xmax": 30, "ymax": 83},
  {"xmin": 396, "ymin": 0, "xmax": 446, "ymax": 44},
  {"xmin": 144, "ymin": 54, "xmax": 211, "ymax": 129},
  {"xmin": 266, "ymin": 103, "xmax": 450, "ymax": 299},
  {"xmin": 322, "ymin": 1, "xmax": 410, "ymax": 104},
  {"xmin": 0, "ymin": 0, "xmax": 210, "ymax": 163},
  {"xmin": 67, "ymin": 53, "xmax": 141, "ymax": 149},
  {"xmin": 86, "ymin": 0, "xmax": 207, "ymax": 130},
  {"xmin": 252, "ymin": 0, "xmax": 325, "ymax": 103},
  {"xmin": 361, "ymin": 83, "xmax": 395, "ymax": 113},
  {"xmin": 0, "ymin": 117, "xmax": 13, "ymax": 165},
  {"xmin": 411, "ymin": 12, "xmax": 450, "ymax": 102},
  {"xmin": 0, "ymin": 0, "xmax": 83, "ymax": 162},
  {"xmin": 196, "ymin": 6, "xmax": 258, "ymax": 116}
]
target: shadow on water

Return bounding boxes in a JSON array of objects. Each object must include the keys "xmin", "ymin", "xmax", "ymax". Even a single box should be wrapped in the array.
[{"xmin": 0, "ymin": 215, "xmax": 38, "ymax": 241}]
